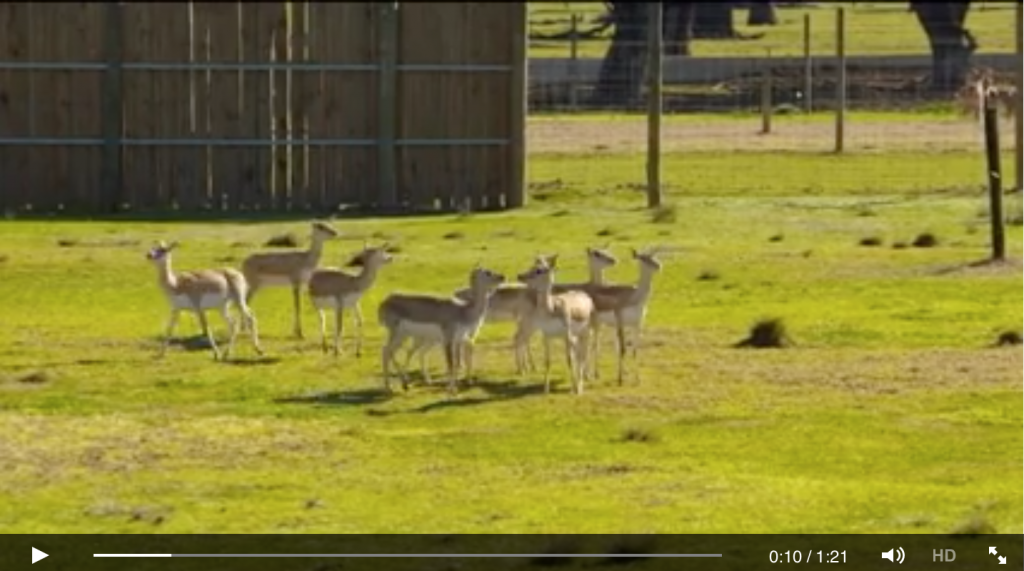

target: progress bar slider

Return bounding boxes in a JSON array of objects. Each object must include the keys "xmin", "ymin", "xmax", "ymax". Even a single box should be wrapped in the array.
[{"xmin": 94, "ymin": 553, "xmax": 723, "ymax": 558}]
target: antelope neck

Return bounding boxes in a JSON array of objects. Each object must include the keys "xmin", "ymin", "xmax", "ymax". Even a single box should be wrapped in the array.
[{"xmin": 155, "ymin": 257, "xmax": 178, "ymax": 292}]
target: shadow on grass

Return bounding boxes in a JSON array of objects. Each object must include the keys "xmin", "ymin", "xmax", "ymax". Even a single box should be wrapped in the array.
[
  {"xmin": 409, "ymin": 378, "xmax": 547, "ymax": 414},
  {"xmin": 274, "ymin": 388, "xmax": 393, "ymax": 407}
]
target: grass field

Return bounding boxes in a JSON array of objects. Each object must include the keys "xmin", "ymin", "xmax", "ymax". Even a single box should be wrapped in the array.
[
  {"xmin": 529, "ymin": 2, "xmax": 1019, "ymax": 59},
  {"xmin": 1, "ymin": 112, "xmax": 1022, "ymax": 534}
]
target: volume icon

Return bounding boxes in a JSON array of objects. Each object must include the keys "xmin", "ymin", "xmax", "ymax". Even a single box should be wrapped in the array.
[{"xmin": 882, "ymin": 547, "xmax": 905, "ymax": 564}]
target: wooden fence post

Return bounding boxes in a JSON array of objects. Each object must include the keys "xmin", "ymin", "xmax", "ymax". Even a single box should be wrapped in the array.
[
  {"xmin": 983, "ymin": 97, "xmax": 1005, "ymax": 261},
  {"xmin": 831, "ymin": 7, "xmax": 847, "ymax": 154},
  {"xmin": 506, "ymin": 2, "xmax": 528, "ymax": 209},
  {"xmin": 377, "ymin": 2, "xmax": 398, "ymax": 210},
  {"xmin": 834, "ymin": 7, "xmax": 846, "ymax": 153},
  {"xmin": 803, "ymin": 13, "xmax": 813, "ymax": 113},
  {"xmin": 646, "ymin": 1, "xmax": 663, "ymax": 209},
  {"xmin": 101, "ymin": 2, "xmax": 124, "ymax": 213},
  {"xmin": 761, "ymin": 48, "xmax": 773, "ymax": 134},
  {"xmin": 1015, "ymin": 1, "xmax": 1022, "ymax": 193},
  {"xmin": 569, "ymin": 13, "xmax": 579, "ymax": 112}
]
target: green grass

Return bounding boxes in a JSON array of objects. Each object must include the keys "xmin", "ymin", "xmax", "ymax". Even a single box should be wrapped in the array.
[
  {"xmin": 529, "ymin": 2, "xmax": 1019, "ymax": 58},
  {"xmin": 0, "ymin": 116, "xmax": 1021, "ymax": 533}
]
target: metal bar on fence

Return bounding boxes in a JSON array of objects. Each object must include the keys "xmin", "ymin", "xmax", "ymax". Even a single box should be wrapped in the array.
[
  {"xmin": 0, "ymin": 138, "xmax": 510, "ymax": 147},
  {"xmin": 0, "ymin": 61, "xmax": 510, "ymax": 72}
]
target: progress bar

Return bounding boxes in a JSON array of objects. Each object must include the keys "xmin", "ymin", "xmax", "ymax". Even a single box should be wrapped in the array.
[{"xmin": 94, "ymin": 553, "xmax": 723, "ymax": 558}]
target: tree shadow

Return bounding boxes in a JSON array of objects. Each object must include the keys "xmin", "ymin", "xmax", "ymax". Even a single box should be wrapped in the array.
[{"xmin": 273, "ymin": 388, "xmax": 393, "ymax": 407}]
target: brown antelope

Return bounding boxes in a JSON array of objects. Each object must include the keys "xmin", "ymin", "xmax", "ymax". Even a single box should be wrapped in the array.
[
  {"xmin": 307, "ymin": 242, "xmax": 393, "ymax": 357},
  {"xmin": 145, "ymin": 241, "xmax": 263, "ymax": 361},
  {"xmin": 404, "ymin": 249, "xmax": 617, "ymax": 381},
  {"xmin": 378, "ymin": 265, "xmax": 506, "ymax": 394},
  {"xmin": 513, "ymin": 247, "xmax": 618, "ymax": 375},
  {"xmin": 956, "ymin": 68, "xmax": 1019, "ymax": 123},
  {"xmin": 581, "ymin": 248, "xmax": 664, "ymax": 384},
  {"xmin": 516, "ymin": 260, "xmax": 595, "ymax": 395},
  {"xmin": 241, "ymin": 221, "xmax": 339, "ymax": 339}
]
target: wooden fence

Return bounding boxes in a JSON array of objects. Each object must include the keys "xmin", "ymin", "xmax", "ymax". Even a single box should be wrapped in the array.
[{"xmin": 0, "ymin": 2, "xmax": 527, "ymax": 215}]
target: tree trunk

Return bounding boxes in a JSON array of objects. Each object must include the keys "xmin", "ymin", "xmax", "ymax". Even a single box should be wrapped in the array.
[
  {"xmin": 591, "ymin": 2, "xmax": 649, "ymax": 107},
  {"xmin": 664, "ymin": 1, "xmax": 696, "ymax": 55},
  {"xmin": 911, "ymin": 1, "xmax": 976, "ymax": 93},
  {"xmin": 747, "ymin": 1, "xmax": 778, "ymax": 26},
  {"xmin": 693, "ymin": 2, "xmax": 736, "ymax": 39}
]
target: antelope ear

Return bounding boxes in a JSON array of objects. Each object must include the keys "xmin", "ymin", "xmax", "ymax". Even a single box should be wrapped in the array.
[
  {"xmin": 546, "ymin": 254, "xmax": 559, "ymax": 269},
  {"xmin": 631, "ymin": 247, "xmax": 640, "ymax": 259},
  {"xmin": 166, "ymin": 241, "xmax": 179, "ymax": 251},
  {"xmin": 381, "ymin": 241, "xmax": 391, "ymax": 250}
]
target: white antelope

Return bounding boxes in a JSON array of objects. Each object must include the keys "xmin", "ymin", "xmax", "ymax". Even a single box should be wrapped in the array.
[
  {"xmin": 378, "ymin": 265, "xmax": 506, "ymax": 394},
  {"xmin": 307, "ymin": 242, "xmax": 393, "ymax": 357},
  {"xmin": 516, "ymin": 261, "xmax": 594, "ymax": 395},
  {"xmin": 241, "ymin": 221, "xmax": 339, "ymax": 339},
  {"xmin": 145, "ymin": 241, "xmax": 263, "ymax": 361}
]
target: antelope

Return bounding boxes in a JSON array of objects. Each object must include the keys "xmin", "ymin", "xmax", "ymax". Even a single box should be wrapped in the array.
[
  {"xmin": 404, "ymin": 249, "xmax": 617, "ymax": 381},
  {"xmin": 145, "ymin": 241, "xmax": 263, "ymax": 361},
  {"xmin": 397, "ymin": 254, "xmax": 550, "ymax": 381},
  {"xmin": 512, "ymin": 247, "xmax": 618, "ymax": 375},
  {"xmin": 516, "ymin": 260, "xmax": 594, "ymax": 395},
  {"xmin": 378, "ymin": 265, "xmax": 506, "ymax": 394},
  {"xmin": 307, "ymin": 242, "xmax": 393, "ymax": 357},
  {"xmin": 956, "ymin": 68, "xmax": 1019, "ymax": 123},
  {"xmin": 241, "ymin": 221, "xmax": 339, "ymax": 339},
  {"xmin": 581, "ymin": 248, "xmax": 664, "ymax": 384}
]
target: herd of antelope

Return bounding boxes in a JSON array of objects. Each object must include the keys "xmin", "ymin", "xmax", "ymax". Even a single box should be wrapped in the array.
[{"xmin": 145, "ymin": 221, "xmax": 664, "ymax": 396}]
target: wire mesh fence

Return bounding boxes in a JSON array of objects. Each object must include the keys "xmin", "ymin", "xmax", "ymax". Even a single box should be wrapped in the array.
[{"xmin": 526, "ymin": 1, "xmax": 1021, "ymax": 212}]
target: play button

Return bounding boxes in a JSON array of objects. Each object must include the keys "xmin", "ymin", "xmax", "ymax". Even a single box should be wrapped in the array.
[{"xmin": 32, "ymin": 548, "xmax": 48, "ymax": 564}]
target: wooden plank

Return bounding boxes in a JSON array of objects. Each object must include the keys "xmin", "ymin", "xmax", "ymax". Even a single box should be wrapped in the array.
[
  {"xmin": 101, "ymin": 2, "xmax": 125, "ymax": 213},
  {"xmin": 238, "ymin": 3, "xmax": 279, "ymax": 212},
  {"xmin": 377, "ymin": 2, "xmax": 398, "ymax": 209},
  {"xmin": 506, "ymin": 3, "xmax": 527, "ymax": 209},
  {"xmin": 151, "ymin": 4, "xmax": 192, "ymax": 211},
  {"xmin": 121, "ymin": 3, "xmax": 156, "ymax": 211},
  {"xmin": 177, "ymin": 1, "xmax": 208, "ymax": 212},
  {"xmin": 205, "ymin": 2, "xmax": 243, "ymax": 212},
  {"xmin": 309, "ymin": 3, "xmax": 376, "ymax": 209},
  {"xmin": 27, "ymin": 4, "xmax": 63, "ymax": 212},
  {"xmin": 64, "ymin": 3, "xmax": 105, "ymax": 213},
  {"xmin": 0, "ymin": 3, "xmax": 32, "ymax": 212},
  {"xmin": 397, "ymin": 3, "xmax": 515, "ymax": 212},
  {"xmin": 294, "ymin": 1, "xmax": 323, "ymax": 209},
  {"xmin": 286, "ymin": 1, "xmax": 307, "ymax": 211}
]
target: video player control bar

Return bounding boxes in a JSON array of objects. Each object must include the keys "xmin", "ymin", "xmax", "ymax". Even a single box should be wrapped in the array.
[{"xmin": 94, "ymin": 553, "xmax": 724, "ymax": 558}]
